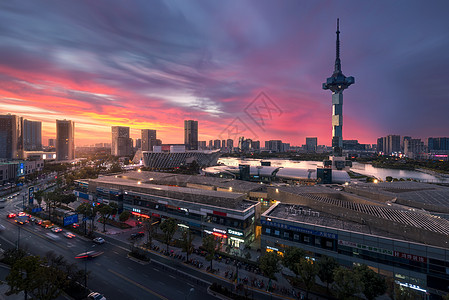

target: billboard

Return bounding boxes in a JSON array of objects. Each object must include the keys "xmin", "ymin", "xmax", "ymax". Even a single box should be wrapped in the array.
[
  {"xmin": 28, "ymin": 186, "xmax": 34, "ymax": 205},
  {"xmin": 63, "ymin": 214, "xmax": 79, "ymax": 226}
]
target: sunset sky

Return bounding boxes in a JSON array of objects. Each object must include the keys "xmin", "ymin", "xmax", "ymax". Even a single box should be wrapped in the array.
[{"xmin": 1, "ymin": 1, "xmax": 449, "ymax": 146}]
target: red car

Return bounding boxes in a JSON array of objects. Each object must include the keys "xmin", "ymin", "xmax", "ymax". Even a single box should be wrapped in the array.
[
  {"xmin": 7, "ymin": 213, "xmax": 16, "ymax": 218},
  {"xmin": 75, "ymin": 251, "xmax": 103, "ymax": 259}
]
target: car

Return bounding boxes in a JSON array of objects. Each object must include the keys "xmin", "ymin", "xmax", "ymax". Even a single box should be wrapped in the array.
[
  {"xmin": 130, "ymin": 232, "xmax": 145, "ymax": 239},
  {"xmin": 35, "ymin": 219, "xmax": 42, "ymax": 225},
  {"xmin": 51, "ymin": 227, "xmax": 62, "ymax": 233},
  {"xmin": 15, "ymin": 216, "xmax": 29, "ymax": 225},
  {"xmin": 7, "ymin": 213, "xmax": 16, "ymax": 219},
  {"xmin": 63, "ymin": 232, "xmax": 75, "ymax": 239},
  {"xmin": 93, "ymin": 237, "xmax": 105, "ymax": 244},
  {"xmin": 88, "ymin": 292, "xmax": 107, "ymax": 300},
  {"xmin": 46, "ymin": 232, "xmax": 61, "ymax": 241},
  {"xmin": 72, "ymin": 223, "xmax": 80, "ymax": 228},
  {"xmin": 0, "ymin": 224, "xmax": 5, "ymax": 231},
  {"xmin": 75, "ymin": 251, "xmax": 103, "ymax": 259}
]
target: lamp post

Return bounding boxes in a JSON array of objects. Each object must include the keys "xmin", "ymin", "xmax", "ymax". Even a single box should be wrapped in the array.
[{"xmin": 185, "ymin": 288, "xmax": 194, "ymax": 300}]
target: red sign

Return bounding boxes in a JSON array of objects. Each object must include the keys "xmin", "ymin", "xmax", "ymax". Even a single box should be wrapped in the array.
[
  {"xmin": 213, "ymin": 210, "xmax": 227, "ymax": 217},
  {"xmin": 151, "ymin": 213, "xmax": 160, "ymax": 218},
  {"xmin": 393, "ymin": 251, "xmax": 427, "ymax": 263}
]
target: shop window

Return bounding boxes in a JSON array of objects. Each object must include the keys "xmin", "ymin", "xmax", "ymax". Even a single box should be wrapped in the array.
[
  {"xmin": 293, "ymin": 234, "xmax": 300, "ymax": 240},
  {"xmin": 284, "ymin": 232, "xmax": 289, "ymax": 238},
  {"xmin": 266, "ymin": 228, "xmax": 271, "ymax": 234},
  {"xmin": 274, "ymin": 230, "xmax": 280, "ymax": 236},
  {"xmin": 304, "ymin": 236, "xmax": 310, "ymax": 243}
]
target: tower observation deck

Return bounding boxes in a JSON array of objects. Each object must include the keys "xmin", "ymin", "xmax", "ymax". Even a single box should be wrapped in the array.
[{"xmin": 323, "ymin": 19, "xmax": 354, "ymax": 157}]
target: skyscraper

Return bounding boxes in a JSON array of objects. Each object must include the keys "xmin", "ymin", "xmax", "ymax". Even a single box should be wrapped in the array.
[
  {"xmin": 184, "ymin": 120, "xmax": 198, "ymax": 150},
  {"xmin": 56, "ymin": 120, "xmax": 75, "ymax": 160},
  {"xmin": 23, "ymin": 119, "xmax": 42, "ymax": 151},
  {"xmin": 0, "ymin": 114, "xmax": 23, "ymax": 159},
  {"xmin": 141, "ymin": 129, "xmax": 157, "ymax": 151},
  {"xmin": 306, "ymin": 137, "xmax": 318, "ymax": 152},
  {"xmin": 322, "ymin": 19, "xmax": 355, "ymax": 157},
  {"xmin": 112, "ymin": 126, "xmax": 132, "ymax": 156}
]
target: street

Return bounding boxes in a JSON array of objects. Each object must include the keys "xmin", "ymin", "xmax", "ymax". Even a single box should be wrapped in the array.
[{"xmin": 0, "ymin": 191, "xmax": 215, "ymax": 300}]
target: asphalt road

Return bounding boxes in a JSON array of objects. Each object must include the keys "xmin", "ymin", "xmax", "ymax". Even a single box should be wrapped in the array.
[{"xmin": 0, "ymin": 192, "xmax": 215, "ymax": 300}]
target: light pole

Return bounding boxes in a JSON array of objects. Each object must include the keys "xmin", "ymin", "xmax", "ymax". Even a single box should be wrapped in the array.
[{"xmin": 185, "ymin": 288, "xmax": 194, "ymax": 300}]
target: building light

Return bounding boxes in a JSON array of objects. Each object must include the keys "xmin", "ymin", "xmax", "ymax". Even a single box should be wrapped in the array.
[
  {"xmin": 229, "ymin": 187, "xmax": 232, "ymax": 192},
  {"xmin": 178, "ymin": 224, "xmax": 189, "ymax": 228},
  {"xmin": 230, "ymin": 237, "xmax": 244, "ymax": 242},
  {"xmin": 373, "ymin": 179, "xmax": 378, "ymax": 184},
  {"xmin": 138, "ymin": 169, "xmax": 142, "ymax": 173},
  {"xmin": 267, "ymin": 246, "xmax": 279, "ymax": 251},
  {"xmin": 275, "ymin": 188, "xmax": 279, "ymax": 193},
  {"xmin": 212, "ymin": 232, "xmax": 227, "ymax": 239},
  {"xmin": 137, "ymin": 181, "xmax": 141, "ymax": 185},
  {"xmin": 213, "ymin": 228, "xmax": 227, "ymax": 234}
]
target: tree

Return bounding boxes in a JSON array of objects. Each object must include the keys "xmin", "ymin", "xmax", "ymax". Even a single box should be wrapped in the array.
[
  {"xmin": 181, "ymin": 229, "xmax": 195, "ymax": 262},
  {"xmin": 119, "ymin": 211, "xmax": 131, "ymax": 223},
  {"xmin": 354, "ymin": 264, "xmax": 386, "ymax": 300},
  {"xmin": 317, "ymin": 255, "xmax": 338, "ymax": 294},
  {"xmin": 282, "ymin": 247, "xmax": 305, "ymax": 277},
  {"xmin": 296, "ymin": 258, "xmax": 318, "ymax": 300},
  {"xmin": 259, "ymin": 251, "xmax": 281, "ymax": 280},
  {"xmin": 333, "ymin": 266, "xmax": 362, "ymax": 300},
  {"xmin": 143, "ymin": 218, "xmax": 157, "ymax": 247},
  {"xmin": 160, "ymin": 218, "xmax": 177, "ymax": 253},
  {"xmin": 394, "ymin": 283, "xmax": 419, "ymax": 300},
  {"xmin": 202, "ymin": 234, "xmax": 219, "ymax": 271},
  {"xmin": 97, "ymin": 203, "xmax": 118, "ymax": 232},
  {"xmin": 33, "ymin": 190, "xmax": 46, "ymax": 208},
  {"xmin": 76, "ymin": 202, "xmax": 97, "ymax": 235},
  {"xmin": 5, "ymin": 255, "xmax": 68, "ymax": 300}
]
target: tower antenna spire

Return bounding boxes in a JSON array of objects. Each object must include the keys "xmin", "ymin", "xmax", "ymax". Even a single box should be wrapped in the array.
[{"xmin": 335, "ymin": 18, "xmax": 341, "ymax": 73}]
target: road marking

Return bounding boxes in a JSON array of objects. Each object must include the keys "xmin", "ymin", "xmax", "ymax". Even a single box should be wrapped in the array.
[
  {"xmin": 113, "ymin": 251, "xmax": 119, "ymax": 254},
  {"xmin": 157, "ymin": 281, "xmax": 165, "ymax": 286},
  {"xmin": 143, "ymin": 274, "xmax": 149, "ymax": 278},
  {"xmin": 128, "ymin": 267, "xmax": 133, "ymax": 270},
  {"xmin": 108, "ymin": 269, "xmax": 169, "ymax": 300},
  {"xmin": 168, "ymin": 275, "xmax": 176, "ymax": 280},
  {"xmin": 187, "ymin": 283, "xmax": 194, "ymax": 288}
]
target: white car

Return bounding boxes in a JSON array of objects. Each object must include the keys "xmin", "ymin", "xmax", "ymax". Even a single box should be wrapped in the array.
[
  {"xmin": 93, "ymin": 237, "xmax": 105, "ymax": 244},
  {"xmin": 88, "ymin": 292, "xmax": 106, "ymax": 300}
]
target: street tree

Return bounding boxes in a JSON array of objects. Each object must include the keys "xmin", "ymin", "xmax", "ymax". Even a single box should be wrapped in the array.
[
  {"xmin": 296, "ymin": 258, "xmax": 318, "ymax": 300},
  {"xmin": 394, "ymin": 283, "xmax": 419, "ymax": 300},
  {"xmin": 160, "ymin": 218, "xmax": 178, "ymax": 253},
  {"xmin": 202, "ymin": 234, "xmax": 219, "ymax": 271},
  {"xmin": 259, "ymin": 251, "xmax": 281, "ymax": 280},
  {"xmin": 75, "ymin": 202, "xmax": 97, "ymax": 235},
  {"xmin": 317, "ymin": 255, "xmax": 339, "ymax": 294},
  {"xmin": 143, "ymin": 218, "xmax": 158, "ymax": 247},
  {"xmin": 97, "ymin": 203, "xmax": 118, "ymax": 232},
  {"xmin": 119, "ymin": 211, "xmax": 131, "ymax": 223},
  {"xmin": 6, "ymin": 255, "xmax": 41, "ymax": 300},
  {"xmin": 333, "ymin": 266, "xmax": 362, "ymax": 300},
  {"xmin": 181, "ymin": 229, "xmax": 195, "ymax": 262},
  {"xmin": 33, "ymin": 190, "xmax": 46, "ymax": 208},
  {"xmin": 355, "ymin": 264, "xmax": 386, "ymax": 300},
  {"xmin": 282, "ymin": 247, "xmax": 305, "ymax": 277}
]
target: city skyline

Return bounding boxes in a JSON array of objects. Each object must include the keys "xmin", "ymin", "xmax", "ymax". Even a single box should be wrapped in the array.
[{"xmin": 1, "ymin": 1, "xmax": 449, "ymax": 146}]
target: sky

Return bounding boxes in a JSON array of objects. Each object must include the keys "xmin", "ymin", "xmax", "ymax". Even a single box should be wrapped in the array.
[{"xmin": 1, "ymin": 1, "xmax": 449, "ymax": 147}]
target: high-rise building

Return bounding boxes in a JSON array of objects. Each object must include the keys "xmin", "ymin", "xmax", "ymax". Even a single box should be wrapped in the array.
[
  {"xmin": 226, "ymin": 139, "xmax": 234, "ymax": 151},
  {"xmin": 213, "ymin": 139, "xmax": 221, "ymax": 149},
  {"xmin": 56, "ymin": 120, "xmax": 75, "ymax": 160},
  {"xmin": 184, "ymin": 120, "xmax": 198, "ymax": 150},
  {"xmin": 376, "ymin": 138, "xmax": 383, "ymax": 154},
  {"xmin": 198, "ymin": 141, "xmax": 207, "ymax": 150},
  {"xmin": 306, "ymin": 137, "xmax": 318, "ymax": 152},
  {"xmin": 141, "ymin": 129, "xmax": 157, "ymax": 151},
  {"xmin": 111, "ymin": 126, "xmax": 132, "ymax": 156},
  {"xmin": 401, "ymin": 136, "xmax": 411, "ymax": 152},
  {"xmin": 322, "ymin": 19, "xmax": 355, "ymax": 157},
  {"xmin": 23, "ymin": 119, "xmax": 42, "ymax": 151},
  {"xmin": 48, "ymin": 138, "xmax": 56, "ymax": 147},
  {"xmin": 265, "ymin": 140, "xmax": 283, "ymax": 152},
  {"xmin": 428, "ymin": 137, "xmax": 449, "ymax": 151},
  {"xmin": 221, "ymin": 139, "xmax": 226, "ymax": 149},
  {"xmin": 0, "ymin": 114, "xmax": 23, "ymax": 159},
  {"xmin": 135, "ymin": 138, "xmax": 142, "ymax": 149},
  {"xmin": 208, "ymin": 140, "xmax": 213, "ymax": 149},
  {"xmin": 404, "ymin": 138, "xmax": 425, "ymax": 159}
]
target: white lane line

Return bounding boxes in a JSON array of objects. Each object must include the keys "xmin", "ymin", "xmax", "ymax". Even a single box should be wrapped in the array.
[
  {"xmin": 157, "ymin": 281, "xmax": 165, "ymax": 285},
  {"xmin": 168, "ymin": 275, "xmax": 176, "ymax": 280}
]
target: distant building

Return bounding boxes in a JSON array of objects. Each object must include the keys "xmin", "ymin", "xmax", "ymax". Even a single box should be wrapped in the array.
[
  {"xmin": 48, "ymin": 138, "xmax": 56, "ymax": 147},
  {"xmin": 198, "ymin": 141, "xmax": 207, "ymax": 150},
  {"xmin": 428, "ymin": 137, "xmax": 449, "ymax": 151},
  {"xmin": 265, "ymin": 140, "xmax": 283, "ymax": 152},
  {"xmin": 141, "ymin": 129, "xmax": 157, "ymax": 151},
  {"xmin": 306, "ymin": 137, "xmax": 317, "ymax": 152},
  {"xmin": 23, "ymin": 119, "xmax": 42, "ymax": 151},
  {"xmin": 378, "ymin": 135, "xmax": 401, "ymax": 155},
  {"xmin": 226, "ymin": 139, "xmax": 234, "ymax": 151},
  {"xmin": 213, "ymin": 139, "xmax": 221, "ymax": 149},
  {"xmin": 135, "ymin": 138, "xmax": 142, "ymax": 149},
  {"xmin": 0, "ymin": 114, "xmax": 23, "ymax": 159},
  {"xmin": 184, "ymin": 120, "xmax": 198, "ymax": 150},
  {"xmin": 111, "ymin": 126, "xmax": 132, "ymax": 157},
  {"xmin": 404, "ymin": 138, "xmax": 425, "ymax": 159},
  {"xmin": 402, "ymin": 136, "xmax": 411, "ymax": 153},
  {"xmin": 56, "ymin": 119, "xmax": 75, "ymax": 160}
]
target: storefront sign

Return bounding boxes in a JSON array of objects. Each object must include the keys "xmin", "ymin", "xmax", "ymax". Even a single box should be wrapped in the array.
[
  {"xmin": 213, "ymin": 228, "xmax": 227, "ymax": 234},
  {"xmin": 267, "ymin": 246, "xmax": 279, "ymax": 251},
  {"xmin": 227, "ymin": 229, "xmax": 244, "ymax": 236},
  {"xmin": 230, "ymin": 237, "xmax": 244, "ymax": 243}
]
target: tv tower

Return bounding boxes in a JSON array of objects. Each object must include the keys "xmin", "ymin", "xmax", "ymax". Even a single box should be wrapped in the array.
[{"xmin": 323, "ymin": 19, "xmax": 354, "ymax": 159}]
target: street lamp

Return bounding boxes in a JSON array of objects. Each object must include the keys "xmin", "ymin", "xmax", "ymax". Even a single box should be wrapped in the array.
[{"xmin": 185, "ymin": 288, "xmax": 194, "ymax": 300}]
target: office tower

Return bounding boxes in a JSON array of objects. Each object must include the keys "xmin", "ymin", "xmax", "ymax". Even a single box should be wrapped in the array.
[
  {"xmin": 226, "ymin": 139, "xmax": 234, "ymax": 150},
  {"xmin": 56, "ymin": 120, "xmax": 75, "ymax": 160},
  {"xmin": 306, "ymin": 137, "xmax": 318, "ymax": 152},
  {"xmin": 265, "ymin": 140, "xmax": 283, "ymax": 152},
  {"xmin": 135, "ymin": 139, "xmax": 142, "ymax": 149},
  {"xmin": 141, "ymin": 129, "xmax": 157, "ymax": 151},
  {"xmin": 428, "ymin": 137, "xmax": 449, "ymax": 151},
  {"xmin": 0, "ymin": 114, "xmax": 23, "ymax": 159},
  {"xmin": 48, "ymin": 138, "xmax": 56, "ymax": 147},
  {"xmin": 23, "ymin": 119, "xmax": 42, "ymax": 151},
  {"xmin": 184, "ymin": 120, "xmax": 198, "ymax": 150},
  {"xmin": 111, "ymin": 126, "xmax": 132, "ymax": 156},
  {"xmin": 322, "ymin": 19, "xmax": 355, "ymax": 157}
]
